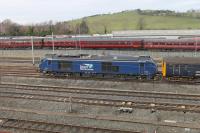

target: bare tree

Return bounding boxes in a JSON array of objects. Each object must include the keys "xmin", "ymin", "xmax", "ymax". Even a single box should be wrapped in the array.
[
  {"xmin": 137, "ymin": 17, "xmax": 145, "ymax": 30},
  {"xmin": 77, "ymin": 19, "xmax": 90, "ymax": 34},
  {"xmin": 103, "ymin": 24, "xmax": 108, "ymax": 34}
]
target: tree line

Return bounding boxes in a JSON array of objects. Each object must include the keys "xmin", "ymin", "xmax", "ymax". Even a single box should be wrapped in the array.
[
  {"xmin": 135, "ymin": 9, "xmax": 200, "ymax": 18},
  {"xmin": 0, "ymin": 19, "xmax": 90, "ymax": 36}
]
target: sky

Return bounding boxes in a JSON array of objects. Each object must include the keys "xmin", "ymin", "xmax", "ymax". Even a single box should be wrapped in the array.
[{"xmin": 0, "ymin": 0, "xmax": 200, "ymax": 24}]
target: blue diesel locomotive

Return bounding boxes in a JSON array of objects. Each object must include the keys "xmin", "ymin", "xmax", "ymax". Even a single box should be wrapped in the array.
[{"xmin": 39, "ymin": 54, "xmax": 158, "ymax": 79}]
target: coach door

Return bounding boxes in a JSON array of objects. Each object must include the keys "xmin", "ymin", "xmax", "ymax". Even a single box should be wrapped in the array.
[
  {"xmin": 140, "ymin": 63, "xmax": 145, "ymax": 75},
  {"xmin": 173, "ymin": 65, "xmax": 180, "ymax": 76}
]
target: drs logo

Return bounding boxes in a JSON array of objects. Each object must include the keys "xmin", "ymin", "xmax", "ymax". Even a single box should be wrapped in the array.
[{"xmin": 80, "ymin": 64, "xmax": 94, "ymax": 71}]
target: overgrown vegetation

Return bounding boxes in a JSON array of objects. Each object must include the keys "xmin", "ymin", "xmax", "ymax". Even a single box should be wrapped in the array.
[{"xmin": 1, "ymin": 9, "xmax": 200, "ymax": 36}]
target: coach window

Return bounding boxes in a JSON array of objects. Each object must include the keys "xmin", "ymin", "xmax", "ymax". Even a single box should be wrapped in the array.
[
  {"xmin": 175, "ymin": 65, "xmax": 179, "ymax": 68},
  {"xmin": 168, "ymin": 64, "xmax": 172, "ymax": 69},
  {"xmin": 184, "ymin": 65, "xmax": 188, "ymax": 70}
]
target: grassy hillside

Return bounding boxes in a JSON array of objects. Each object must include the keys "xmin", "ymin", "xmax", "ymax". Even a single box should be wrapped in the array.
[{"xmin": 68, "ymin": 10, "xmax": 200, "ymax": 34}]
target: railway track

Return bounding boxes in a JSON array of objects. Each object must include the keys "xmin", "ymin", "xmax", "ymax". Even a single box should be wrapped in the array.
[
  {"xmin": 0, "ymin": 65, "xmax": 40, "ymax": 77},
  {"xmin": 1, "ymin": 106, "xmax": 200, "ymax": 132},
  {"xmin": 1, "ymin": 83, "xmax": 200, "ymax": 113},
  {"xmin": 1, "ymin": 83, "xmax": 200, "ymax": 101},
  {"xmin": 0, "ymin": 57, "xmax": 40, "ymax": 63},
  {"xmin": 0, "ymin": 66, "xmax": 37, "ymax": 71},
  {"xmin": 0, "ymin": 118, "xmax": 139, "ymax": 133}
]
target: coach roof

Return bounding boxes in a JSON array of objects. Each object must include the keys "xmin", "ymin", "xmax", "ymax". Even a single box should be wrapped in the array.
[{"xmin": 163, "ymin": 57, "xmax": 200, "ymax": 65}]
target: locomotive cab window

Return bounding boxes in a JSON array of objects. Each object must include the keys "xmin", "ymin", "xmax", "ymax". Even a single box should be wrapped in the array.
[
  {"xmin": 48, "ymin": 60, "xmax": 52, "ymax": 65},
  {"xmin": 140, "ymin": 63, "xmax": 144, "ymax": 67}
]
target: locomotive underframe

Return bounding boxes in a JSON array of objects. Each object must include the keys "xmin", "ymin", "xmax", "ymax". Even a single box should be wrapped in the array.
[{"xmin": 42, "ymin": 70, "xmax": 160, "ymax": 80}]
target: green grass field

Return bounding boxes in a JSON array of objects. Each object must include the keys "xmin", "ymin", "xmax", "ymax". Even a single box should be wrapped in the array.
[{"xmin": 68, "ymin": 11, "xmax": 200, "ymax": 34}]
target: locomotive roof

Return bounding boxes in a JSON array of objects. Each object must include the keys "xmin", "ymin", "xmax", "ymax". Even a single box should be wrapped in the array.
[
  {"xmin": 163, "ymin": 57, "xmax": 200, "ymax": 65},
  {"xmin": 46, "ymin": 54, "xmax": 154, "ymax": 62}
]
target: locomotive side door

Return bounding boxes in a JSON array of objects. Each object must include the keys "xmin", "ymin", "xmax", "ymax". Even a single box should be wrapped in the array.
[
  {"xmin": 140, "ymin": 63, "xmax": 145, "ymax": 75},
  {"xmin": 47, "ymin": 60, "xmax": 53, "ymax": 71}
]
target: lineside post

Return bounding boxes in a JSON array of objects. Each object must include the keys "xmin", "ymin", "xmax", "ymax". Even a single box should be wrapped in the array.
[
  {"xmin": 69, "ymin": 96, "xmax": 72, "ymax": 113},
  {"xmin": 31, "ymin": 36, "xmax": 35, "ymax": 65},
  {"xmin": 52, "ymin": 32, "xmax": 55, "ymax": 54},
  {"xmin": 195, "ymin": 37, "xmax": 197, "ymax": 57}
]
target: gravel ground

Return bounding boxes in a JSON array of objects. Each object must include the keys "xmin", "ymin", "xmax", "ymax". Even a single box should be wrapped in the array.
[
  {"xmin": 1, "ymin": 76, "xmax": 200, "ymax": 133},
  {"xmin": 0, "ymin": 98, "xmax": 199, "ymax": 133}
]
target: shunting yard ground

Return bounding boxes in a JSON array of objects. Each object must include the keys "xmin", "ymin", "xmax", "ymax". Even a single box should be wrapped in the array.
[{"xmin": 1, "ymin": 51, "xmax": 200, "ymax": 133}]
